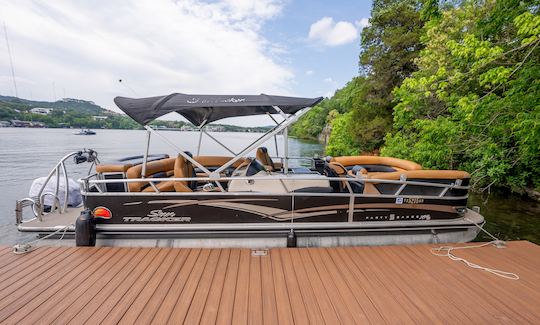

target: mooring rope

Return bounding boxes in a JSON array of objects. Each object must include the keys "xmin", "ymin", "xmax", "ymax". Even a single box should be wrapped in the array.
[
  {"xmin": 12, "ymin": 224, "xmax": 73, "ymax": 255},
  {"xmin": 430, "ymin": 217, "xmax": 519, "ymax": 280}
]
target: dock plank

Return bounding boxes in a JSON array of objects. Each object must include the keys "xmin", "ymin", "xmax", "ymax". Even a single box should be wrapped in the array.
[
  {"xmin": 0, "ymin": 241, "xmax": 538, "ymax": 324},
  {"xmin": 121, "ymin": 249, "xmax": 189, "ymax": 324},
  {"xmin": 21, "ymin": 247, "xmax": 130, "ymax": 325},
  {"xmin": 67, "ymin": 248, "xmax": 159, "ymax": 324},
  {"xmin": 5, "ymin": 247, "xmax": 119, "ymax": 324},
  {"xmin": 286, "ymin": 248, "xmax": 326, "ymax": 325},
  {"xmin": 102, "ymin": 248, "xmax": 179, "ymax": 324},
  {"xmin": 268, "ymin": 249, "xmax": 295, "ymax": 325},
  {"xmin": 215, "ymin": 249, "xmax": 240, "ymax": 325},
  {"xmin": 199, "ymin": 249, "xmax": 231, "ymax": 325},
  {"xmin": 165, "ymin": 249, "xmax": 213, "ymax": 324},
  {"xmin": 0, "ymin": 247, "xmax": 95, "ymax": 317}
]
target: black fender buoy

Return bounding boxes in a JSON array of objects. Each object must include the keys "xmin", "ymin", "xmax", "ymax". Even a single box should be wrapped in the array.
[
  {"xmin": 287, "ymin": 229, "xmax": 297, "ymax": 248},
  {"xmin": 75, "ymin": 209, "xmax": 96, "ymax": 246}
]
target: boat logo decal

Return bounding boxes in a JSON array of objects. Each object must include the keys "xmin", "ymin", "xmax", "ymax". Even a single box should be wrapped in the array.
[
  {"xmin": 123, "ymin": 209, "xmax": 191, "ymax": 223},
  {"xmin": 395, "ymin": 197, "xmax": 404, "ymax": 204}
]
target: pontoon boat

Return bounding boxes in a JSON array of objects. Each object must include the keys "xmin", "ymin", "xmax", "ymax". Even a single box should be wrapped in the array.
[{"xmin": 16, "ymin": 93, "xmax": 484, "ymax": 247}]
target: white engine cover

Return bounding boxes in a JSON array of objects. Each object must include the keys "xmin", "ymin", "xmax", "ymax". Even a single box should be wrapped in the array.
[{"xmin": 29, "ymin": 177, "xmax": 82, "ymax": 208}]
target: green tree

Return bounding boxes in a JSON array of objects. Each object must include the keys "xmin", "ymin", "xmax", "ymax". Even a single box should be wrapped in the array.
[
  {"xmin": 327, "ymin": 0, "xmax": 425, "ymax": 154},
  {"xmin": 383, "ymin": 0, "xmax": 540, "ymax": 194}
]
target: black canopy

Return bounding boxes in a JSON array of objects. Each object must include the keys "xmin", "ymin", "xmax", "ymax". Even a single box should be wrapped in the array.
[{"xmin": 114, "ymin": 93, "xmax": 323, "ymax": 126}]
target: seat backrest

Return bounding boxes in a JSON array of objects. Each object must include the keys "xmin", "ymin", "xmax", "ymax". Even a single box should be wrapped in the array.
[
  {"xmin": 126, "ymin": 158, "xmax": 175, "ymax": 192},
  {"xmin": 96, "ymin": 163, "xmax": 133, "ymax": 174},
  {"xmin": 333, "ymin": 156, "xmax": 422, "ymax": 171},
  {"xmin": 194, "ymin": 156, "xmax": 244, "ymax": 168},
  {"xmin": 256, "ymin": 147, "xmax": 275, "ymax": 171},
  {"xmin": 328, "ymin": 162, "xmax": 347, "ymax": 176},
  {"xmin": 174, "ymin": 155, "xmax": 194, "ymax": 192}
]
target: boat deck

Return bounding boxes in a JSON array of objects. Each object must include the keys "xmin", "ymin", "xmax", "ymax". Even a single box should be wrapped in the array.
[{"xmin": 0, "ymin": 241, "xmax": 539, "ymax": 324}]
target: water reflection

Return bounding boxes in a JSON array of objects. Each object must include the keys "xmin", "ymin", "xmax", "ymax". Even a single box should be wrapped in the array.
[{"xmin": 470, "ymin": 193, "xmax": 540, "ymax": 244}]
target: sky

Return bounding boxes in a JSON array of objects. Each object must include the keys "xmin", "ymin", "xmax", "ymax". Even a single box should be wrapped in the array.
[{"xmin": 0, "ymin": 0, "xmax": 372, "ymax": 125}]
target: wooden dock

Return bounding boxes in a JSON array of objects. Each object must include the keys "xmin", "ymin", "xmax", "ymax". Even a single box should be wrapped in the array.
[{"xmin": 0, "ymin": 241, "xmax": 538, "ymax": 324}]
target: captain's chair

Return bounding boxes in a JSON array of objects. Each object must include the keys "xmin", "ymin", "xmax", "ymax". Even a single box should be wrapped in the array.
[{"xmin": 256, "ymin": 147, "xmax": 275, "ymax": 171}]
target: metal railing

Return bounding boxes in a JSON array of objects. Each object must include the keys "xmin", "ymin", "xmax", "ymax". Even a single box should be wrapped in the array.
[
  {"xmin": 81, "ymin": 173, "xmax": 469, "ymax": 197},
  {"xmin": 15, "ymin": 149, "xmax": 98, "ymax": 224}
]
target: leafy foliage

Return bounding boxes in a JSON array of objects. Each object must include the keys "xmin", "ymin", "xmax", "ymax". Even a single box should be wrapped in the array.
[
  {"xmin": 295, "ymin": 0, "xmax": 539, "ymax": 195},
  {"xmin": 290, "ymin": 78, "xmax": 360, "ymax": 140},
  {"xmin": 382, "ymin": 0, "xmax": 540, "ymax": 193}
]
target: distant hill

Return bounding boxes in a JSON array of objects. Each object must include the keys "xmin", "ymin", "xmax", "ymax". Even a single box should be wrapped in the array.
[
  {"xmin": 0, "ymin": 94, "xmax": 272, "ymax": 132},
  {"xmin": 0, "ymin": 95, "xmax": 111, "ymax": 115}
]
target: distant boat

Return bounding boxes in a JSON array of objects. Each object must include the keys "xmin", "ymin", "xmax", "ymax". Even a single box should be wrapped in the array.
[{"xmin": 74, "ymin": 129, "xmax": 96, "ymax": 135}]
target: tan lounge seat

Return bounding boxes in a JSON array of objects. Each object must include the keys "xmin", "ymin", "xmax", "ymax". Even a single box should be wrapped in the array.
[
  {"xmin": 126, "ymin": 158, "xmax": 175, "ymax": 192},
  {"xmin": 96, "ymin": 163, "xmax": 133, "ymax": 173},
  {"xmin": 174, "ymin": 155, "xmax": 194, "ymax": 192},
  {"xmin": 333, "ymin": 156, "xmax": 423, "ymax": 171},
  {"xmin": 194, "ymin": 156, "xmax": 247, "ymax": 168}
]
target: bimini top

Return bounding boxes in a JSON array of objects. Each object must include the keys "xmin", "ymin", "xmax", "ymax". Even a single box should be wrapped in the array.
[{"xmin": 114, "ymin": 93, "xmax": 323, "ymax": 126}]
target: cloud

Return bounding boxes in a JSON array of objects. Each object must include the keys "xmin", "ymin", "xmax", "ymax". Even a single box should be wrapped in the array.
[
  {"xmin": 305, "ymin": 70, "xmax": 314, "ymax": 76},
  {"xmin": 308, "ymin": 17, "xmax": 358, "ymax": 47},
  {"xmin": 356, "ymin": 18, "xmax": 370, "ymax": 29},
  {"xmin": 0, "ymin": 0, "xmax": 292, "ymax": 116}
]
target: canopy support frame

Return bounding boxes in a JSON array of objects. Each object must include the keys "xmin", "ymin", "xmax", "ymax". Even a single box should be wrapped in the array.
[
  {"xmin": 144, "ymin": 125, "xmax": 226, "ymax": 191},
  {"xmin": 212, "ymin": 106, "xmax": 311, "ymax": 176},
  {"xmin": 141, "ymin": 130, "xmax": 151, "ymax": 178}
]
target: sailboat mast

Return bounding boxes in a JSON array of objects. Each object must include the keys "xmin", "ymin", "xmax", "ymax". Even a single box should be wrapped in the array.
[{"xmin": 3, "ymin": 22, "xmax": 18, "ymax": 97}]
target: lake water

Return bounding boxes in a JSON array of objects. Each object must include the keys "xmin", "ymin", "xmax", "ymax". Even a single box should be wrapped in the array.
[{"xmin": 0, "ymin": 128, "xmax": 538, "ymax": 245}]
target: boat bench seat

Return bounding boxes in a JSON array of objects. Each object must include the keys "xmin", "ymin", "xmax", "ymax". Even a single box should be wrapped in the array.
[
  {"xmin": 126, "ymin": 158, "xmax": 176, "ymax": 192},
  {"xmin": 96, "ymin": 163, "xmax": 133, "ymax": 173},
  {"xmin": 193, "ymin": 156, "xmax": 248, "ymax": 177},
  {"xmin": 142, "ymin": 180, "xmax": 175, "ymax": 192},
  {"xmin": 332, "ymin": 156, "xmax": 423, "ymax": 172},
  {"xmin": 194, "ymin": 156, "xmax": 247, "ymax": 168}
]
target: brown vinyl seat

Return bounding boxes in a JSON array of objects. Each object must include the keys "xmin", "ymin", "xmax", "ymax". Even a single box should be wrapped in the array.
[
  {"xmin": 332, "ymin": 156, "xmax": 423, "ymax": 171},
  {"xmin": 327, "ymin": 162, "xmax": 349, "ymax": 192},
  {"xmin": 174, "ymin": 155, "xmax": 194, "ymax": 192},
  {"xmin": 96, "ymin": 163, "xmax": 133, "ymax": 174},
  {"xmin": 194, "ymin": 156, "xmax": 247, "ymax": 168},
  {"xmin": 126, "ymin": 158, "xmax": 176, "ymax": 192},
  {"xmin": 328, "ymin": 162, "xmax": 347, "ymax": 176},
  {"xmin": 193, "ymin": 156, "xmax": 248, "ymax": 177},
  {"xmin": 256, "ymin": 147, "xmax": 275, "ymax": 171},
  {"xmin": 142, "ymin": 180, "xmax": 175, "ymax": 192},
  {"xmin": 255, "ymin": 147, "xmax": 283, "ymax": 171}
]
